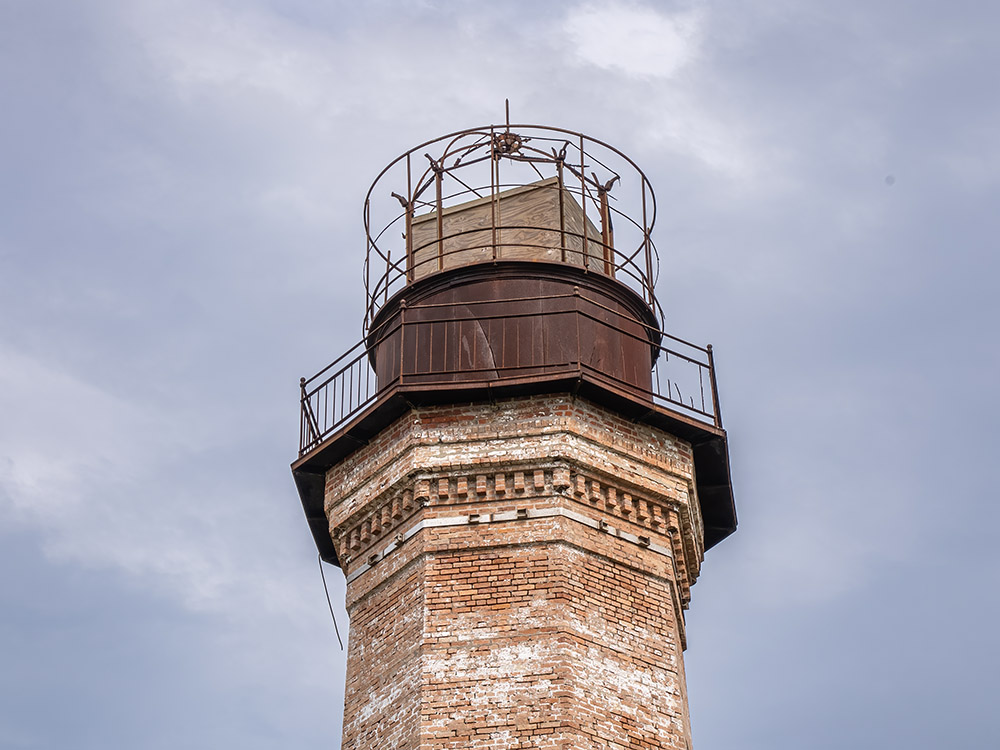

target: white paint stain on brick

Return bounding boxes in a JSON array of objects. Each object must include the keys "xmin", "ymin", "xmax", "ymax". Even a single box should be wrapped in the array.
[{"xmin": 326, "ymin": 395, "xmax": 705, "ymax": 749}]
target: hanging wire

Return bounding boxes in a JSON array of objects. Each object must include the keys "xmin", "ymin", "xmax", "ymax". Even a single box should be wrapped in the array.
[{"xmin": 318, "ymin": 553, "xmax": 344, "ymax": 650}]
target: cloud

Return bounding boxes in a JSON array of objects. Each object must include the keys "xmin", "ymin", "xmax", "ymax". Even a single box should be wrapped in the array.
[
  {"xmin": 2, "ymin": 1, "xmax": 999, "ymax": 748},
  {"xmin": 0, "ymin": 347, "xmax": 154, "ymax": 514},
  {"xmin": 562, "ymin": 1, "xmax": 705, "ymax": 79},
  {"xmin": 0, "ymin": 342, "xmax": 309, "ymax": 617},
  {"xmin": 553, "ymin": 3, "xmax": 765, "ymax": 180},
  {"xmin": 130, "ymin": 0, "xmax": 346, "ymax": 118},
  {"xmin": 0, "ymin": 345, "xmax": 208, "ymax": 603}
]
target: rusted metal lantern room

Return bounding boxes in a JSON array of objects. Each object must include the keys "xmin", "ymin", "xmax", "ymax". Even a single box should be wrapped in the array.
[{"xmin": 292, "ymin": 121, "xmax": 736, "ymax": 565}]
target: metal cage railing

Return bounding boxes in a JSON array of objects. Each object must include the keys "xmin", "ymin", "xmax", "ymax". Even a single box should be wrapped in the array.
[{"xmin": 363, "ymin": 123, "xmax": 663, "ymax": 334}]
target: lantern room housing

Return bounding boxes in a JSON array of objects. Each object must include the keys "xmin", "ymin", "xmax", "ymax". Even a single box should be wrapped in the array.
[{"xmin": 292, "ymin": 123, "xmax": 736, "ymax": 565}]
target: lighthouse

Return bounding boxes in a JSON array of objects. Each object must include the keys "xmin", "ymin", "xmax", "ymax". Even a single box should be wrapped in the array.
[{"xmin": 292, "ymin": 118, "xmax": 736, "ymax": 749}]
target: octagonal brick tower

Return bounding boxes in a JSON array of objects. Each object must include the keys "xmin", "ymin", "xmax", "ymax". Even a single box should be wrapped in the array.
[{"xmin": 292, "ymin": 121, "xmax": 736, "ymax": 750}]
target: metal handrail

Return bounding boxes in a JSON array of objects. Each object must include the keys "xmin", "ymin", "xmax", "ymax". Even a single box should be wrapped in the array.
[{"xmin": 298, "ymin": 298, "xmax": 720, "ymax": 456}]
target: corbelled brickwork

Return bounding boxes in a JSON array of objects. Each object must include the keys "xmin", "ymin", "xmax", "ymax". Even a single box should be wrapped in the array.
[{"xmin": 325, "ymin": 394, "xmax": 704, "ymax": 750}]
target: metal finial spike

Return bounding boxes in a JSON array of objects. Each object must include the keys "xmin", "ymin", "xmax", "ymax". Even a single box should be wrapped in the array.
[{"xmin": 505, "ymin": 98, "xmax": 510, "ymax": 132}]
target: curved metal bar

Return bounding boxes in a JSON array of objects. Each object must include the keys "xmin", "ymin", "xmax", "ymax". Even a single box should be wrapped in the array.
[{"xmin": 361, "ymin": 123, "xmax": 663, "ymax": 334}]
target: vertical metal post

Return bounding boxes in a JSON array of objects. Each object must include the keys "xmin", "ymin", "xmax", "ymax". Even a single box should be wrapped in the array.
[
  {"xmin": 348, "ymin": 361, "xmax": 354, "ymax": 417},
  {"xmin": 406, "ymin": 153, "xmax": 414, "ymax": 282},
  {"xmin": 707, "ymin": 344, "xmax": 723, "ymax": 429},
  {"xmin": 384, "ymin": 249, "xmax": 391, "ymax": 307},
  {"xmin": 490, "ymin": 126, "xmax": 498, "ymax": 261},
  {"xmin": 699, "ymin": 365, "xmax": 705, "ymax": 413},
  {"xmin": 384, "ymin": 223, "xmax": 391, "ymax": 306},
  {"xmin": 579, "ymin": 134, "xmax": 588, "ymax": 270},
  {"xmin": 299, "ymin": 377, "xmax": 307, "ymax": 453},
  {"xmin": 599, "ymin": 188, "xmax": 612, "ymax": 275},
  {"xmin": 338, "ymin": 370, "xmax": 344, "ymax": 425},
  {"xmin": 557, "ymin": 160, "xmax": 567, "ymax": 262},
  {"xmin": 642, "ymin": 180, "xmax": 653, "ymax": 305},
  {"xmin": 435, "ymin": 169, "xmax": 444, "ymax": 271},
  {"xmin": 363, "ymin": 199, "xmax": 371, "ymax": 303}
]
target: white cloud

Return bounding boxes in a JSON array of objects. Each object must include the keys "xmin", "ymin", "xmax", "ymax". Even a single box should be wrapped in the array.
[
  {"xmin": 563, "ymin": 2, "xmax": 705, "ymax": 79},
  {"xmin": 553, "ymin": 2, "xmax": 766, "ymax": 181},
  {"xmin": 0, "ymin": 347, "xmax": 154, "ymax": 516},
  {"xmin": 0, "ymin": 344, "xmax": 306, "ymax": 615},
  {"xmin": 130, "ymin": 0, "xmax": 345, "ymax": 118}
]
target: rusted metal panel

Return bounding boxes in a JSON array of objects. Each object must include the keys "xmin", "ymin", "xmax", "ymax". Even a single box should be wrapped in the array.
[{"xmin": 367, "ymin": 263, "xmax": 657, "ymax": 395}]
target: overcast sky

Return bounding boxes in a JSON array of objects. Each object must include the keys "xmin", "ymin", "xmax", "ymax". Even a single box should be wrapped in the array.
[{"xmin": 1, "ymin": 1, "xmax": 998, "ymax": 748}]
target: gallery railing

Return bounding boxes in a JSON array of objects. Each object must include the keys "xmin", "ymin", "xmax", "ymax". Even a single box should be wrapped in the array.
[{"xmin": 298, "ymin": 296, "xmax": 722, "ymax": 457}]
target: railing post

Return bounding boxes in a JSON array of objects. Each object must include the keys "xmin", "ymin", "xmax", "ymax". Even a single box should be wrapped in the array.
[
  {"xmin": 300, "ymin": 376, "xmax": 322, "ymax": 454},
  {"xmin": 299, "ymin": 376, "xmax": 307, "ymax": 453},
  {"xmin": 579, "ymin": 134, "xmax": 589, "ymax": 270},
  {"xmin": 642, "ymin": 181, "xmax": 653, "ymax": 306},
  {"xmin": 490, "ymin": 126, "xmax": 498, "ymax": 261},
  {"xmin": 435, "ymin": 169, "xmax": 444, "ymax": 271},
  {"xmin": 557, "ymin": 160, "xmax": 567, "ymax": 262},
  {"xmin": 406, "ymin": 152, "xmax": 414, "ymax": 282},
  {"xmin": 706, "ymin": 344, "xmax": 723, "ymax": 429},
  {"xmin": 599, "ymin": 187, "xmax": 612, "ymax": 275}
]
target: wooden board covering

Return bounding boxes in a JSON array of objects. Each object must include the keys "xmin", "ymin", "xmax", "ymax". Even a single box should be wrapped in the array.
[{"xmin": 409, "ymin": 177, "xmax": 607, "ymax": 280}]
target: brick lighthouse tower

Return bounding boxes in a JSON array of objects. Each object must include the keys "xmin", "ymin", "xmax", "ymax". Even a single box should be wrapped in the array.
[{"xmin": 292, "ymin": 119, "xmax": 736, "ymax": 749}]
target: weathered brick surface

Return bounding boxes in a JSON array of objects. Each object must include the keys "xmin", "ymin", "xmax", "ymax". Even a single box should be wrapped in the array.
[
  {"xmin": 325, "ymin": 394, "xmax": 703, "ymax": 749},
  {"xmin": 341, "ymin": 560, "xmax": 424, "ymax": 750}
]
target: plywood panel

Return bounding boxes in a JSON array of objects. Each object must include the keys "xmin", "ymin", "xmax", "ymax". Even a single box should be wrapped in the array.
[{"xmin": 409, "ymin": 177, "xmax": 606, "ymax": 281}]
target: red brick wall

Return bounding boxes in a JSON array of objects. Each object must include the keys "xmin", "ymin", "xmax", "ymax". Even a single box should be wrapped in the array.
[{"xmin": 326, "ymin": 395, "xmax": 702, "ymax": 749}]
